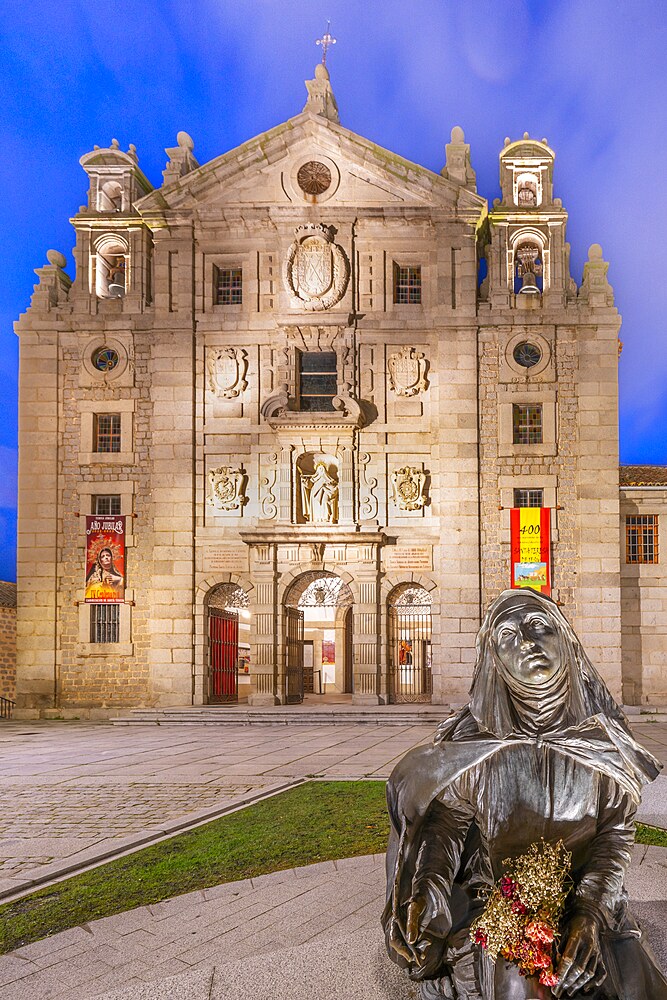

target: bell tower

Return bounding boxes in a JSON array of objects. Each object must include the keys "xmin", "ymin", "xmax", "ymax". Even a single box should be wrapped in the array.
[{"xmin": 482, "ymin": 134, "xmax": 573, "ymax": 311}]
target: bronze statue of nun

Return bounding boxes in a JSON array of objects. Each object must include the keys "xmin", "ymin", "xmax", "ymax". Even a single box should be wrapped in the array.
[{"xmin": 383, "ymin": 588, "xmax": 667, "ymax": 999}]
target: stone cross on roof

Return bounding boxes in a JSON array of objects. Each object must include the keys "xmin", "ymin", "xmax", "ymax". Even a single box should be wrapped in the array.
[{"xmin": 315, "ymin": 21, "xmax": 336, "ymax": 65}]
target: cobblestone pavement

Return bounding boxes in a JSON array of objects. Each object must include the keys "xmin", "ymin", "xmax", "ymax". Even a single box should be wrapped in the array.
[
  {"xmin": 2, "ymin": 846, "xmax": 667, "ymax": 1000},
  {"xmin": 0, "ymin": 720, "xmax": 436, "ymax": 898}
]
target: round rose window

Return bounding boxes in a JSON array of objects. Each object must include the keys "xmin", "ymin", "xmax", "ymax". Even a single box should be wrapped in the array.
[
  {"xmin": 513, "ymin": 342, "xmax": 542, "ymax": 368},
  {"xmin": 92, "ymin": 347, "xmax": 120, "ymax": 373},
  {"xmin": 297, "ymin": 160, "xmax": 332, "ymax": 196}
]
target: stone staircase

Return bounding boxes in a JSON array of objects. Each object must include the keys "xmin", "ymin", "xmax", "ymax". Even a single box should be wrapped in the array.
[{"xmin": 111, "ymin": 703, "xmax": 451, "ymax": 726}]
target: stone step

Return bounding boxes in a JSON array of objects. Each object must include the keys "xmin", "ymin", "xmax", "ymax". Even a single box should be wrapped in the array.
[{"xmin": 112, "ymin": 705, "xmax": 450, "ymax": 726}]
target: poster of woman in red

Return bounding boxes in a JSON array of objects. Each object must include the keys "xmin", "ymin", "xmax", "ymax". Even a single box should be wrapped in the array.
[{"xmin": 84, "ymin": 516, "xmax": 126, "ymax": 603}]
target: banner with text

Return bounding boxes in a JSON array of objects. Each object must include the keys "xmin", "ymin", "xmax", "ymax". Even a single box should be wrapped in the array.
[
  {"xmin": 85, "ymin": 515, "xmax": 126, "ymax": 604},
  {"xmin": 510, "ymin": 507, "xmax": 551, "ymax": 596}
]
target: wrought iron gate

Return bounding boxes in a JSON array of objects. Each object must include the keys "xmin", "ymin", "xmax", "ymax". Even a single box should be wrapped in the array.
[
  {"xmin": 344, "ymin": 608, "xmax": 354, "ymax": 694},
  {"xmin": 285, "ymin": 606, "xmax": 305, "ymax": 704},
  {"xmin": 388, "ymin": 605, "xmax": 432, "ymax": 703},
  {"xmin": 208, "ymin": 608, "xmax": 239, "ymax": 704}
]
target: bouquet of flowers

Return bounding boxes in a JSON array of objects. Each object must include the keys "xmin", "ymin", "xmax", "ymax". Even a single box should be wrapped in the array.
[{"xmin": 470, "ymin": 839, "xmax": 572, "ymax": 988}]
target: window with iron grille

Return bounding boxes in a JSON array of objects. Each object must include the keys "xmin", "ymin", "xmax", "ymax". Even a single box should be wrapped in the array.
[
  {"xmin": 514, "ymin": 489, "xmax": 544, "ymax": 508},
  {"xmin": 93, "ymin": 413, "xmax": 121, "ymax": 453},
  {"xmin": 298, "ymin": 351, "xmax": 337, "ymax": 412},
  {"xmin": 393, "ymin": 264, "xmax": 422, "ymax": 304},
  {"xmin": 626, "ymin": 515, "xmax": 659, "ymax": 564},
  {"xmin": 90, "ymin": 604, "xmax": 120, "ymax": 643},
  {"xmin": 512, "ymin": 404, "xmax": 543, "ymax": 444},
  {"xmin": 93, "ymin": 495, "xmax": 121, "ymax": 516},
  {"xmin": 215, "ymin": 266, "xmax": 243, "ymax": 305}
]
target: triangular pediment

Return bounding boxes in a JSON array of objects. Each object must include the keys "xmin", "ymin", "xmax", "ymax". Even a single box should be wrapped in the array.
[{"xmin": 136, "ymin": 113, "xmax": 485, "ymax": 219}]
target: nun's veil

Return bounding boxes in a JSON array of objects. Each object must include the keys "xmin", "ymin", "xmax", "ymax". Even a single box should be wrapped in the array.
[{"xmin": 468, "ymin": 588, "xmax": 629, "ymax": 739}]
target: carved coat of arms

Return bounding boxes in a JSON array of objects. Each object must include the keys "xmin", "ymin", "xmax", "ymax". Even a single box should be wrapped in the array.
[
  {"xmin": 284, "ymin": 224, "xmax": 350, "ymax": 311},
  {"xmin": 207, "ymin": 466, "xmax": 247, "ymax": 511},
  {"xmin": 388, "ymin": 346, "xmax": 429, "ymax": 397},
  {"xmin": 206, "ymin": 347, "xmax": 248, "ymax": 398},
  {"xmin": 390, "ymin": 466, "xmax": 426, "ymax": 511}
]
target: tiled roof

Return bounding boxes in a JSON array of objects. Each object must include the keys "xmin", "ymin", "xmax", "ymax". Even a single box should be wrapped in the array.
[
  {"xmin": 620, "ymin": 465, "xmax": 667, "ymax": 487},
  {"xmin": 0, "ymin": 581, "xmax": 16, "ymax": 608}
]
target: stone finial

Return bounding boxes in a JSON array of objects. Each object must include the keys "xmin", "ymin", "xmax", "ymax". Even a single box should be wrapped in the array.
[
  {"xmin": 579, "ymin": 243, "xmax": 614, "ymax": 307},
  {"xmin": 441, "ymin": 125, "xmax": 477, "ymax": 191},
  {"xmin": 303, "ymin": 63, "xmax": 340, "ymax": 123},
  {"xmin": 46, "ymin": 250, "xmax": 67, "ymax": 269},
  {"xmin": 162, "ymin": 131, "xmax": 200, "ymax": 187},
  {"xmin": 30, "ymin": 251, "xmax": 72, "ymax": 311}
]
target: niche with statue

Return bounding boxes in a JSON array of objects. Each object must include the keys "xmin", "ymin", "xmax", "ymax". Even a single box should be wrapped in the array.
[{"xmin": 297, "ymin": 452, "xmax": 339, "ymax": 524}]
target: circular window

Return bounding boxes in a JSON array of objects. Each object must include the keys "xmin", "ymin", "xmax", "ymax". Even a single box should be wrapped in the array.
[
  {"xmin": 513, "ymin": 342, "xmax": 542, "ymax": 369},
  {"xmin": 92, "ymin": 347, "xmax": 120, "ymax": 373},
  {"xmin": 297, "ymin": 160, "xmax": 332, "ymax": 196}
]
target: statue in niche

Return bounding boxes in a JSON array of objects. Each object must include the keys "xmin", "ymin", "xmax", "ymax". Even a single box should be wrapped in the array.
[
  {"xmin": 383, "ymin": 588, "xmax": 667, "ymax": 1000},
  {"xmin": 300, "ymin": 462, "xmax": 338, "ymax": 523}
]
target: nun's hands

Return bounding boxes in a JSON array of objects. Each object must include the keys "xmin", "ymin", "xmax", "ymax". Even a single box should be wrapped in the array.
[{"xmin": 553, "ymin": 915, "xmax": 606, "ymax": 997}]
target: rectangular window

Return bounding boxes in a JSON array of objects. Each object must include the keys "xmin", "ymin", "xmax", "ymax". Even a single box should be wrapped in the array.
[
  {"xmin": 626, "ymin": 515, "xmax": 659, "ymax": 564},
  {"xmin": 512, "ymin": 404, "xmax": 543, "ymax": 444},
  {"xmin": 93, "ymin": 495, "xmax": 122, "ymax": 516},
  {"xmin": 93, "ymin": 413, "xmax": 121, "ymax": 453},
  {"xmin": 298, "ymin": 351, "xmax": 337, "ymax": 412},
  {"xmin": 90, "ymin": 604, "xmax": 120, "ymax": 643},
  {"xmin": 393, "ymin": 264, "xmax": 422, "ymax": 304},
  {"xmin": 514, "ymin": 488, "xmax": 544, "ymax": 508},
  {"xmin": 215, "ymin": 266, "xmax": 243, "ymax": 305}
]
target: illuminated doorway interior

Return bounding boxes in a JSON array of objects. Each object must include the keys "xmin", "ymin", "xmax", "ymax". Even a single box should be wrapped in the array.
[{"xmin": 284, "ymin": 571, "xmax": 353, "ymax": 701}]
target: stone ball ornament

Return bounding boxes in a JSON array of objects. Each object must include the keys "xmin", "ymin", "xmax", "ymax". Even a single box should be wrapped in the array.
[
  {"xmin": 383, "ymin": 588, "xmax": 667, "ymax": 999},
  {"xmin": 46, "ymin": 249, "xmax": 67, "ymax": 269}
]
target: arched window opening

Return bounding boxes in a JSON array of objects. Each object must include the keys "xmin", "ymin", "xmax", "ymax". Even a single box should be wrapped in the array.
[
  {"xmin": 93, "ymin": 235, "xmax": 129, "ymax": 298},
  {"xmin": 206, "ymin": 583, "xmax": 250, "ymax": 705},
  {"xmin": 516, "ymin": 172, "xmax": 539, "ymax": 208},
  {"xmin": 514, "ymin": 241, "xmax": 543, "ymax": 295},
  {"xmin": 98, "ymin": 180, "xmax": 123, "ymax": 212},
  {"xmin": 388, "ymin": 584, "xmax": 432, "ymax": 704}
]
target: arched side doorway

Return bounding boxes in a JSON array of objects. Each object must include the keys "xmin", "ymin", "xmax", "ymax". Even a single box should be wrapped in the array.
[
  {"xmin": 206, "ymin": 583, "xmax": 250, "ymax": 704},
  {"xmin": 388, "ymin": 584, "xmax": 432, "ymax": 704},
  {"xmin": 283, "ymin": 572, "xmax": 354, "ymax": 704}
]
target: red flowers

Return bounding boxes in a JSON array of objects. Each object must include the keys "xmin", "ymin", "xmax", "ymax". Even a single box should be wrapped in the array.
[{"xmin": 526, "ymin": 920, "xmax": 555, "ymax": 945}]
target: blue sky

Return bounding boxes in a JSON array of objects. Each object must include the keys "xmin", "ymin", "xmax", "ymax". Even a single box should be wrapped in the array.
[{"xmin": 2, "ymin": 0, "xmax": 666, "ymax": 582}]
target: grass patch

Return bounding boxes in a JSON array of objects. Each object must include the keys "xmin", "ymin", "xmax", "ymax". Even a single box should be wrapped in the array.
[
  {"xmin": 1, "ymin": 782, "xmax": 665, "ymax": 957},
  {"xmin": 0, "ymin": 780, "xmax": 389, "ymax": 955},
  {"xmin": 636, "ymin": 822, "xmax": 667, "ymax": 847}
]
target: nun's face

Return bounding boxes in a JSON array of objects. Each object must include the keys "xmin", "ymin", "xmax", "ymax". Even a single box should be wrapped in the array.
[{"xmin": 492, "ymin": 606, "xmax": 562, "ymax": 684}]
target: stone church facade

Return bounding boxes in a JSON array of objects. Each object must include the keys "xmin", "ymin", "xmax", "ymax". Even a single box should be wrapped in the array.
[{"xmin": 14, "ymin": 65, "xmax": 667, "ymax": 717}]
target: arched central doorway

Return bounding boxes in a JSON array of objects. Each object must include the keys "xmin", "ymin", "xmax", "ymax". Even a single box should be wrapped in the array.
[{"xmin": 284, "ymin": 572, "xmax": 354, "ymax": 704}]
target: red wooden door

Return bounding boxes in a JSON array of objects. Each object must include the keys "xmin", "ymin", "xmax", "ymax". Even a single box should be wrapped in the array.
[{"xmin": 208, "ymin": 608, "xmax": 239, "ymax": 704}]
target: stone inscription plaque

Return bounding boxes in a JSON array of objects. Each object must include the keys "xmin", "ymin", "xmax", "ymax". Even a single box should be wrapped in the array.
[
  {"xmin": 202, "ymin": 545, "xmax": 249, "ymax": 573},
  {"xmin": 383, "ymin": 545, "xmax": 432, "ymax": 572}
]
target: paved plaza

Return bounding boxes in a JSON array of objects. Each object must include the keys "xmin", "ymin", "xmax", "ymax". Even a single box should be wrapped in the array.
[
  {"xmin": 0, "ymin": 719, "xmax": 667, "ymax": 999},
  {"xmin": 0, "ymin": 720, "xmax": 438, "ymax": 900}
]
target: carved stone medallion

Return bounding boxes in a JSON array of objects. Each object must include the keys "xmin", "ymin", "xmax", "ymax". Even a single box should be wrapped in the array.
[
  {"xmin": 207, "ymin": 466, "xmax": 246, "ymax": 511},
  {"xmin": 390, "ymin": 466, "xmax": 426, "ymax": 511},
  {"xmin": 388, "ymin": 346, "xmax": 428, "ymax": 397},
  {"xmin": 284, "ymin": 224, "xmax": 349, "ymax": 311},
  {"xmin": 206, "ymin": 347, "xmax": 248, "ymax": 398}
]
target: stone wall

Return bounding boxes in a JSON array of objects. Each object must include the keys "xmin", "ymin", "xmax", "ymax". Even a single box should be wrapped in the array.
[
  {"xmin": 620, "ymin": 488, "xmax": 667, "ymax": 704},
  {"xmin": 0, "ymin": 606, "xmax": 16, "ymax": 701}
]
